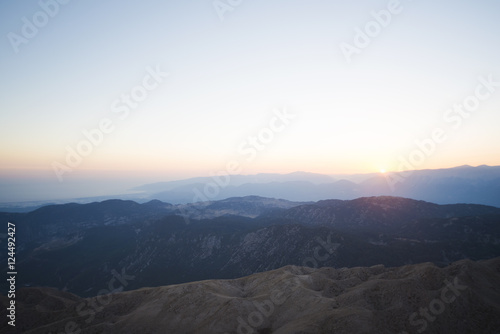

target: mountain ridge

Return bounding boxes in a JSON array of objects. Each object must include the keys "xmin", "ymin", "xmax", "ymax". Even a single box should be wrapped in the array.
[
  {"xmin": 2, "ymin": 196, "xmax": 500, "ymax": 297},
  {"xmin": 2, "ymin": 165, "xmax": 499, "ymax": 211},
  {"xmin": 130, "ymin": 165, "xmax": 500, "ymax": 207},
  {"xmin": 6, "ymin": 257, "xmax": 500, "ymax": 333}
]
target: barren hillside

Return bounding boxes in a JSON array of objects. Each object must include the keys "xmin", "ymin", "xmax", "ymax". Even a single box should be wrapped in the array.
[{"xmin": 5, "ymin": 257, "xmax": 500, "ymax": 333}]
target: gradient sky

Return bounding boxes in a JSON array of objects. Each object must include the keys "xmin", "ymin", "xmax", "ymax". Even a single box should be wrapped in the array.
[{"xmin": 1, "ymin": 0, "xmax": 500, "ymax": 202}]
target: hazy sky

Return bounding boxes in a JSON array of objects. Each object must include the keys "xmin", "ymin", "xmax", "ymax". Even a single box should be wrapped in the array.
[{"xmin": 1, "ymin": 0, "xmax": 500, "ymax": 201}]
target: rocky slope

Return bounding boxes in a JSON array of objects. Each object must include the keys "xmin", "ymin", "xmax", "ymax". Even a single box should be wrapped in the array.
[{"xmin": 5, "ymin": 257, "xmax": 500, "ymax": 334}]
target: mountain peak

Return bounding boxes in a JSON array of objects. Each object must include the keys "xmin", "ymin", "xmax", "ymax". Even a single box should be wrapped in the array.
[{"xmin": 453, "ymin": 164, "xmax": 473, "ymax": 169}]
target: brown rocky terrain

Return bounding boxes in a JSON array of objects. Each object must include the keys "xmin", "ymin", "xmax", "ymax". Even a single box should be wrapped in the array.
[{"xmin": 3, "ymin": 257, "xmax": 500, "ymax": 333}]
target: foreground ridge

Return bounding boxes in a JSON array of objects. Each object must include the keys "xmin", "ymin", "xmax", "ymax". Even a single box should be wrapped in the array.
[{"xmin": 5, "ymin": 257, "xmax": 500, "ymax": 333}]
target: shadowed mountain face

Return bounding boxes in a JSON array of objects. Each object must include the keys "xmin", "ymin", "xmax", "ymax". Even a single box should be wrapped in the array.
[
  {"xmin": 279, "ymin": 196, "xmax": 500, "ymax": 233},
  {"xmin": 0, "ymin": 196, "xmax": 302, "ymax": 243},
  {"xmin": 6, "ymin": 257, "xmax": 500, "ymax": 334},
  {"xmin": 1, "ymin": 196, "xmax": 500, "ymax": 298}
]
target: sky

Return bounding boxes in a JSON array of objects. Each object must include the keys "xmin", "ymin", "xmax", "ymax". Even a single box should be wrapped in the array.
[{"xmin": 1, "ymin": 0, "xmax": 500, "ymax": 202}]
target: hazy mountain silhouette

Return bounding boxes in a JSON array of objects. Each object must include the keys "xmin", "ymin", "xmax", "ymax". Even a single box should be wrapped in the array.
[{"xmin": 130, "ymin": 165, "xmax": 500, "ymax": 207}]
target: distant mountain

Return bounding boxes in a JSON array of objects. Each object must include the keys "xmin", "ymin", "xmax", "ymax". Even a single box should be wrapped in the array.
[
  {"xmin": 7, "ymin": 257, "xmax": 500, "ymax": 333},
  {"xmin": 133, "ymin": 171, "xmax": 335, "ymax": 192},
  {"xmin": 2, "ymin": 196, "xmax": 500, "ymax": 297},
  {"xmin": 278, "ymin": 196, "xmax": 500, "ymax": 233},
  {"xmin": 176, "ymin": 195, "xmax": 307, "ymax": 219},
  {"xmin": 3, "ymin": 165, "xmax": 497, "ymax": 210},
  {"xmin": 0, "ymin": 196, "xmax": 303, "ymax": 243},
  {"xmin": 0, "ymin": 199, "xmax": 174, "ymax": 243},
  {"xmin": 132, "ymin": 171, "xmax": 335, "ymax": 202},
  {"xmin": 129, "ymin": 165, "xmax": 500, "ymax": 207}
]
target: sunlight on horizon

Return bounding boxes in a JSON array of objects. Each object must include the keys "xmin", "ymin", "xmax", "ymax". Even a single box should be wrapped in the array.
[{"xmin": 1, "ymin": 1, "xmax": 500, "ymax": 201}]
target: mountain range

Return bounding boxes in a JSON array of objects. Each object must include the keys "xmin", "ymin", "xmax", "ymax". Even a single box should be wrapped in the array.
[
  {"xmin": 1, "ymin": 165, "xmax": 498, "ymax": 213},
  {"xmin": 2, "ymin": 195, "xmax": 500, "ymax": 298},
  {"xmin": 131, "ymin": 165, "xmax": 500, "ymax": 207}
]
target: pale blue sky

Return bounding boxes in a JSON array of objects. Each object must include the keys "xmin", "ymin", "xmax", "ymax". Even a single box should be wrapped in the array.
[{"xmin": 1, "ymin": 0, "xmax": 500, "ymax": 201}]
